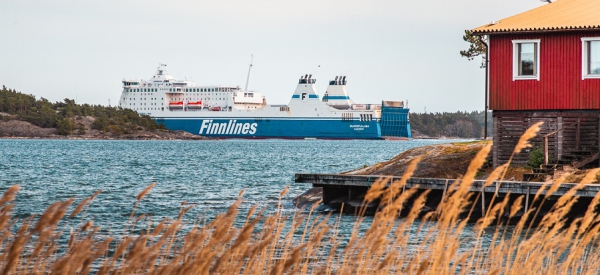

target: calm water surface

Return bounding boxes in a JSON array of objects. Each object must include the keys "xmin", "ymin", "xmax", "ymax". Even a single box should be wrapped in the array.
[{"xmin": 0, "ymin": 139, "xmax": 464, "ymax": 235}]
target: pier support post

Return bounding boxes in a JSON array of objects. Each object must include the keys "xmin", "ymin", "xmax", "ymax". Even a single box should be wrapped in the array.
[
  {"xmin": 481, "ymin": 190, "xmax": 486, "ymax": 216},
  {"xmin": 525, "ymin": 186, "xmax": 530, "ymax": 213},
  {"xmin": 441, "ymin": 180, "xmax": 449, "ymax": 202}
]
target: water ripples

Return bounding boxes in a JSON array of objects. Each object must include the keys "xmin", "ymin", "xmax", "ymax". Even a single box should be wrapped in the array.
[{"xmin": 0, "ymin": 138, "xmax": 460, "ymax": 235}]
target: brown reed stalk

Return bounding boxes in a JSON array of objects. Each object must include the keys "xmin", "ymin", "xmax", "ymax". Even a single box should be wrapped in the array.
[{"xmin": 0, "ymin": 185, "xmax": 20, "ymax": 207}]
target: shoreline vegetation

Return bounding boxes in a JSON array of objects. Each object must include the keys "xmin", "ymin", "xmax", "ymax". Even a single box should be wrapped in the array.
[
  {"xmin": 0, "ymin": 86, "xmax": 206, "ymax": 140},
  {"xmin": 4, "ymin": 123, "xmax": 600, "ymax": 273}
]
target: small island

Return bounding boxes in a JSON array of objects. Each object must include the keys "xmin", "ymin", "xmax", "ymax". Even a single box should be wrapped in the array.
[{"xmin": 0, "ymin": 86, "xmax": 206, "ymax": 140}]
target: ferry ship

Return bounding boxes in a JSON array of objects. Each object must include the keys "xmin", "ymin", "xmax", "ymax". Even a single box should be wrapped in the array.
[{"xmin": 118, "ymin": 64, "xmax": 411, "ymax": 139}]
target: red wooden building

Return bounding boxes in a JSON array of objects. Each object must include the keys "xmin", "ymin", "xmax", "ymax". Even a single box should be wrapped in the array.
[{"xmin": 473, "ymin": 0, "xmax": 600, "ymax": 167}]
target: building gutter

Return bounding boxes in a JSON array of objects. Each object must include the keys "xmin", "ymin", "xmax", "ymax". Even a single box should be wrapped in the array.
[{"xmin": 477, "ymin": 35, "xmax": 489, "ymax": 139}]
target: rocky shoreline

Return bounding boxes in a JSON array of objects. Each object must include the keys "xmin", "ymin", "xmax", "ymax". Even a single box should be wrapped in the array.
[
  {"xmin": 0, "ymin": 119, "xmax": 208, "ymax": 140},
  {"xmin": 294, "ymin": 141, "xmax": 496, "ymax": 207}
]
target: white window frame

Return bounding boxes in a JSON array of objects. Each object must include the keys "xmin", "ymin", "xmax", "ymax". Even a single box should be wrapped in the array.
[
  {"xmin": 512, "ymin": 39, "xmax": 541, "ymax": 81},
  {"xmin": 581, "ymin": 37, "xmax": 600, "ymax": 79}
]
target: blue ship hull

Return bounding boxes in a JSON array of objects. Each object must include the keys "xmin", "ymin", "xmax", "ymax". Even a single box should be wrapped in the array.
[{"xmin": 155, "ymin": 117, "xmax": 382, "ymax": 139}]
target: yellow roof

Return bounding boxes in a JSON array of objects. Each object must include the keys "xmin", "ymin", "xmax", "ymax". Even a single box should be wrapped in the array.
[{"xmin": 473, "ymin": 0, "xmax": 600, "ymax": 34}]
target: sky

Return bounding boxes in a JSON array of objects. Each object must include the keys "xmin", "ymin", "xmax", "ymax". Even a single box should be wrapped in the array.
[{"xmin": 0, "ymin": 0, "xmax": 544, "ymax": 113}]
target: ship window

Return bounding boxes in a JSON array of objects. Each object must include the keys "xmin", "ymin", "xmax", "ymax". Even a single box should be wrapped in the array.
[
  {"xmin": 582, "ymin": 38, "xmax": 600, "ymax": 78},
  {"xmin": 512, "ymin": 39, "xmax": 540, "ymax": 80}
]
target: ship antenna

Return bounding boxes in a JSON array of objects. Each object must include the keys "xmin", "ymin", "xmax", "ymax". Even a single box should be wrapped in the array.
[{"xmin": 244, "ymin": 54, "xmax": 253, "ymax": 91}]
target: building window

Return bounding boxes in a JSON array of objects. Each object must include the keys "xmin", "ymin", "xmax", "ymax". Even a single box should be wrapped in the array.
[
  {"xmin": 582, "ymin": 38, "xmax": 600, "ymax": 79},
  {"xmin": 512, "ymin": 39, "xmax": 540, "ymax": 80}
]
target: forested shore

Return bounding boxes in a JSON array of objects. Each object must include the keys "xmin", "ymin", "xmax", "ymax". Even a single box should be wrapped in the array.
[
  {"xmin": 0, "ymin": 85, "xmax": 164, "ymax": 135},
  {"xmin": 410, "ymin": 111, "xmax": 492, "ymax": 139},
  {"xmin": 0, "ymin": 86, "xmax": 205, "ymax": 139}
]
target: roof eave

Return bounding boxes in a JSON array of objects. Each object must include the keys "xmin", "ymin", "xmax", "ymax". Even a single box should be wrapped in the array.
[{"xmin": 472, "ymin": 27, "xmax": 600, "ymax": 36}]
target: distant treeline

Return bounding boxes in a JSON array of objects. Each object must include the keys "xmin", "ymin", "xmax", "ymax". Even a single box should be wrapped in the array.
[
  {"xmin": 410, "ymin": 111, "xmax": 492, "ymax": 139},
  {"xmin": 0, "ymin": 86, "xmax": 163, "ymax": 135}
]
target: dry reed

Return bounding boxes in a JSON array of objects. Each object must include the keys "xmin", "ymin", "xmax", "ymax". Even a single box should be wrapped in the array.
[{"xmin": 2, "ymin": 131, "xmax": 600, "ymax": 274}]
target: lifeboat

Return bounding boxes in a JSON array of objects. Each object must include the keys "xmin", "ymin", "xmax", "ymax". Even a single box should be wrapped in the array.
[
  {"xmin": 169, "ymin": 101, "xmax": 184, "ymax": 109},
  {"xmin": 187, "ymin": 101, "xmax": 202, "ymax": 108},
  {"xmin": 211, "ymin": 106, "xmax": 221, "ymax": 111}
]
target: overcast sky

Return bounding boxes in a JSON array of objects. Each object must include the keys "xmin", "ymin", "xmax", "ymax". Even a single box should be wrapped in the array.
[{"xmin": 1, "ymin": 0, "xmax": 544, "ymax": 113}]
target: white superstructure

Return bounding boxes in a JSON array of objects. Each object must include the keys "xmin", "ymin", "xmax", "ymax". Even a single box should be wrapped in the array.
[{"xmin": 119, "ymin": 64, "xmax": 266, "ymax": 116}]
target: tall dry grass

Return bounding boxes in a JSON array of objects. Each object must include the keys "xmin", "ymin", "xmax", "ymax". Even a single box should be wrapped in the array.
[{"xmin": 2, "ymin": 125, "xmax": 600, "ymax": 274}]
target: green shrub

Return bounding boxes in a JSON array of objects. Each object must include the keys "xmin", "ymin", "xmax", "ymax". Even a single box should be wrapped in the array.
[
  {"xmin": 76, "ymin": 123, "xmax": 86, "ymax": 135},
  {"xmin": 528, "ymin": 146, "xmax": 545, "ymax": 168},
  {"xmin": 56, "ymin": 118, "xmax": 73, "ymax": 135}
]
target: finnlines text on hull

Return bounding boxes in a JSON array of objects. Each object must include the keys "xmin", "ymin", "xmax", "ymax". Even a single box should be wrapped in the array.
[{"xmin": 200, "ymin": 120, "xmax": 257, "ymax": 135}]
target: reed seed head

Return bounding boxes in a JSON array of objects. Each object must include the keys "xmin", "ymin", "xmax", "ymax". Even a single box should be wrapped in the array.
[
  {"xmin": 513, "ymin": 121, "xmax": 543, "ymax": 154},
  {"xmin": 137, "ymin": 183, "xmax": 156, "ymax": 201}
]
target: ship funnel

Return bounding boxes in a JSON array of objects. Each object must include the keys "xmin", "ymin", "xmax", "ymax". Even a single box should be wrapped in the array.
[
  {"xmin": 290, "ymin": 73, "xmax": 319, "ymax": 105},
  {"xmin": 323, "ymin": 75, "xmax": 354, "ymax": 108}
]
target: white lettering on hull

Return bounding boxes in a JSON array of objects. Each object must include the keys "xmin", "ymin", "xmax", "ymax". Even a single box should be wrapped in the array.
[
  {"xmin": 350, "ymin": 124, "xmax": 369, "ymax": 131},
  {"xmin": 199, "ymin": 120, "xmax": 258, "ymax": 135}
]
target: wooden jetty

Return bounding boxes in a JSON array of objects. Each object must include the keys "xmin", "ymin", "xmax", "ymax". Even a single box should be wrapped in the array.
[{"xmin": 295, "ymin": 173, "xmax": 600, "ymax": 217}]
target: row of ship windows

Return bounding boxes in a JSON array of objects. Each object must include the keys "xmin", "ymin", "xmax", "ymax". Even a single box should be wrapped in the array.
[
  {"xmin": 126, "ymin": 98, "xmax": 226, "ymax": 101},
  {"xmin": 127, "ymin": 92, "xmax": 226, "ymax": 97},
  {"xmin": 132, "ymin": 108, "xmax": 161, "ymax": 111},
  {"xmin": 128, "ymin": 98, "xmax": 161, "ymax": 100},
  {"xmin": 126, "ymin": 88, "xmax": 231, "ymax": 93},
  {"xmin": 127, "ymin": 103, "xmax": 161, "ymax": 106}
]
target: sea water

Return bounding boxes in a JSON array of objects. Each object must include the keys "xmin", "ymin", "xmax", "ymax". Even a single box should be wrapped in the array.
[{"xmin": 0, "ymin": 139, "xmax": 464, "ymax": 239}]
